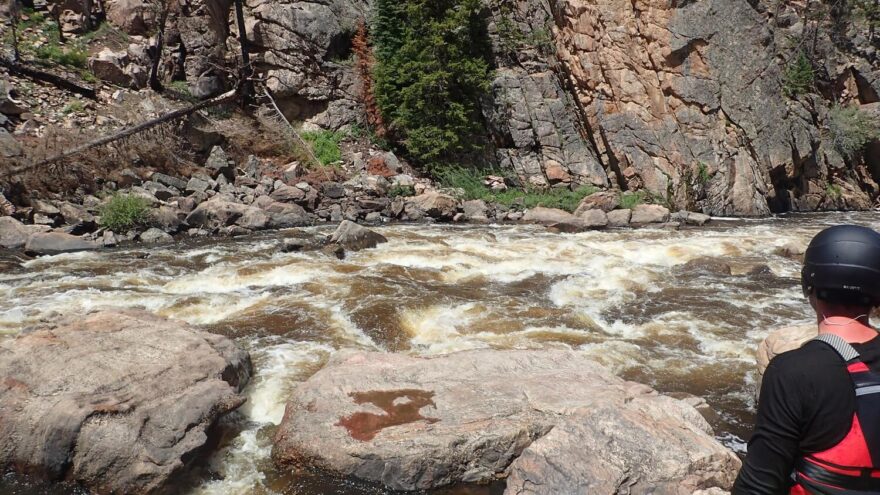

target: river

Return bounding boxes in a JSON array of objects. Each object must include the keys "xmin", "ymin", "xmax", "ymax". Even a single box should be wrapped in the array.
[{"xmin": 2, "ymin": 212, "xmax": 877, "ymax": 494}]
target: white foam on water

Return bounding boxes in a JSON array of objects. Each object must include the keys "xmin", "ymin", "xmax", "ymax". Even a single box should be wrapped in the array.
[
  {"xmin": 401, "ymin": 302, "xmax": 493, "ymax": 354},
  {"xmin": 162, "ymin": 262, "xmax": 322, "ymax": 295},
  {"xmin": 243, "ymin": 341, "xmax": 335, "ymax": 425}
]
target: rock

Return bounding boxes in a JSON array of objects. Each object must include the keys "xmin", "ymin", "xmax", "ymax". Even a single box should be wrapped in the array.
[
  {"xmin": 608, "ymin": 208, "xmax": 632, "ymax": 226},
  {"xmin": 392, "ymin": 174, "xmax": 416, "ymax": 188},
  {"xmin": 235, "ymin": 175, "xmax": 258, "ymax": 188},
  {"xmin": 152, "ymin": 172, "xmax": 188, "ymax": 191},
  {"xmin": 323, "ymin": 182, "xmax": 346, "ymax": 199},
  {"xmin": 142, "ymin": 181, "xmax": 177, "ymax": 201},
  {"xmin": 366, "ymin": 154, "xmax": 397, "ymax": 178},
  {"xmin": 88, "ymin": 48, "xmax": 132, "ymax": 86},
  {"xmin": 185, "ymin": 198, "xmax": 269, "ymax": 231},
  {"xmin": 775, "ymin": 241, "xmax": 806, "ymax": 260},
  {"xmin": 578, "ymin": 208, "xmax": 609, "ymax": 228},
  {"xmin": 263, "ymin": 202, "xmax": 310, "ymax": 228},
  {"xmin": 0, "ymin": 216, "xmax": 32, "ymax": 249},
  {"xmin": 31, "ymin": 199, "xmax": 61, "ymax": 218},
  {"xmin": 574, "ymin": 191, "xmax": 620, "ymax": 214},
  {"xmin": 56, "ymin": 202, "xmax": 96, "ymax": 227},
  {"xmin": 102, "ymin": 230, "xmax": 119, "ymax": 247},
  {"xmin": 186, "ymin": 177, "xmax": 212, "ymax": 195},
  {"xmin": 282, "ymin": 162, "xmax": 302, "ymax": 183},
  {"xmin": 462, "ymin": 200, "xmax": 490, "ymax": 223},
  {"xmin": 544, "ymin": 160, "xmax": 572, "ymax": 183},
  {"xmin": 0, "ymin": 311, "xmax": 251, "ymax": 493},
  {"xmin": 139, "ymin": 227, "xmax": 174, "ymax": 244},
  {"xmin": 676, "ymin": 258, "xmax": 733, "ymax": 276},
  {"xmin": 673, "ymin": 211, "xmax": 712, "ymax": 226},
  {"xmin": 24, "ymin": 233, "xmax": 100, "ymax": 256},
  {"xmin": 630, "ymin": 204, "xmax": 671, "ymax": 224},
  {"xmin": 205, "ymin": 146, "xmax": 234, "ymax": 179},
  {"xmin": 756, "ymin": 325, "xmax": 815, "ymax": 392},
  {"xmin": 328, "ymin": 220, "xmax": 388, "ymax": 251},
  {"xmin": 522, "ymin": 206, "xmax": 577, "ymax": 226},
  {"xmin": 0, "ymin": 128, "xmax": 23, "ymax": 158},
  {"xmin": 405, "ymin": 192, "xmax": 459, "ymax": 220},
  {"xmin": 273, "ymin": 350, "xmax": 740, "ymax": 492},
  {"xmin": 270, "ymin": 185, "xmax": 306, "ymax": 203},
  {"xmin": 222, "ymin": 226, "xmax": 253, "ymax": 237},
  {"xmin": 150, "ymin": 206, "xmax": 182, "ymax": 233},
  {"xmin": 176, "ymin": 197, "xmax": 197, "ymax": 214}
]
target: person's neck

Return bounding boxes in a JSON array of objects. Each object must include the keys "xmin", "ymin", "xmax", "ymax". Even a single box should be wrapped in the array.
[{"xmin": 818, "ymin": 315, "xmax": 877, "ymax": 343}]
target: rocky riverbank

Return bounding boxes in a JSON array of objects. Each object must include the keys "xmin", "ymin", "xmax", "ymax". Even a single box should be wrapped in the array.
[{"xmin": 0, "ymin": 144, "xmax": 714, "ymax": 257}]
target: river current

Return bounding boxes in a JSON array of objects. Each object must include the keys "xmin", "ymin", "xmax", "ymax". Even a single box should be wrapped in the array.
[{"xmin": 2, "ymin": 212, "xmax": 878, "ymax": 494}]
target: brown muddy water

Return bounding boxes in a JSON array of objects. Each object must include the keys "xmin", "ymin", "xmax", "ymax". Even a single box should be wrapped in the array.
[{"xmin": 2, "ymin": 212, "xmax": 879, "ymax": 494}]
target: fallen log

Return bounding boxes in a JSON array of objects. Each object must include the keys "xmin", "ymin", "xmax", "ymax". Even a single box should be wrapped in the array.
[
  {"xmin": 0, "ymin": 88, "xmax": 238, "ymax": 177},
  {"xmin": 0, "ymin": 57, "xmax": 97, "ymax": 99}
]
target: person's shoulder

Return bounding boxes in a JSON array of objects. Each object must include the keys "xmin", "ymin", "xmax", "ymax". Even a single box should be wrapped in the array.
[{"xmin": 768, "ymin": 340, "xmax": 841, "ymax": 376}]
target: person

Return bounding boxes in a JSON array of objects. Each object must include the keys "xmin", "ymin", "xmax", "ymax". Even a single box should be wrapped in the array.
[{"xmin": 734, "ymin": 224, "xmax": 880, "ymax": 494}]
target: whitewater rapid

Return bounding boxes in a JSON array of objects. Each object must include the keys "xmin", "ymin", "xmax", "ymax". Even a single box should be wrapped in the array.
[{"xmin": 2, "ymin": 212, "xmax": 877, "ymax": 494}]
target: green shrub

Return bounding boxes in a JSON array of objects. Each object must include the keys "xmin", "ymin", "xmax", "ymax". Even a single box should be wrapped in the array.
[
  {"xmin": 782, "ymin": 52, "xmax": 814, "ymax": 98},
  {"xmin": 434, "ymin": 165, "xmax": 597, "ymax": 212},
  {"xmin": 697, "ymin": 162, "xmax": 711, "ymax": 184},
  {"xmin": 62, "ymin": 100, "xmax": 85, "ymax": 114},
  {"xmin": 372, "ymin": 0, "xmax": 494, "ymax": 165},
  {"xmin": 35, "ymin": 43, "xmax": 88, "ymax": 68},
  {"xmin": 301, "ymin": 130, "xmax": 344, "ymax": 166},
  {"xmin": 826, "ymin": 183, "xmax": 843, "ymax": 200},
  {"xmin": 100, "ymin": 194, "xmax": 150, "ymax": 232},
  {"xmin": 829, "ymin": 104, "xmax": 880, "ymax": 159},
  {"xmin": 389, "ymin": 185, "xmax": 416, "ymax": 198},
  {"xmin": 619, "ymin": 191, "xmax": 647, "ymax": 210}
]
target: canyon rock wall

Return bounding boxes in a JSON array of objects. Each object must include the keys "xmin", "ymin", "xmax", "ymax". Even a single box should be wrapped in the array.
[{"xmin": 112, "ymin": 0, "xmax": 880, "ymax": 216}]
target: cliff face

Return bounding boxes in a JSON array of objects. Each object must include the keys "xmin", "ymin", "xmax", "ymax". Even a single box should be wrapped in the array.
[{"xmin": 125, "ymin": 0, "xmax": 880, "ymax": 215}]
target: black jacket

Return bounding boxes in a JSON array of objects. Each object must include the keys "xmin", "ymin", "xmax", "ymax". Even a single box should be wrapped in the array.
[{"xmin": 734, "ymin": 335, "xmax": 880, "ymax": 494}]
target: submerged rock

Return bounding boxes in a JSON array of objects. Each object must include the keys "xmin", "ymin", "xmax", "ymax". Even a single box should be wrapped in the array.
[
  {"xmin": 273, "ymin": 350, "xmax": 740, "ymax": 492},
  {"xmin": 24, "ymin": 232, "xmax": 100, "ymax": 256},
  {"xmin": 328, "ymin": 220, "xmax": 388, "ymax": 251},
  {"xmin": 0, "ymin": 311, "xmax": 251, "ymax": 494}
]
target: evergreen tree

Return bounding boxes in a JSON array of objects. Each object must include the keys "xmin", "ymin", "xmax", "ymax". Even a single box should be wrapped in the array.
[{"xmin": 372, "ymin": 0, "xmax": 493, "ymax": 167}]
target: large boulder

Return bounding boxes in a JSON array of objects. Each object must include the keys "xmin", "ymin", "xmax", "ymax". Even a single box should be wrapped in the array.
[
  {"xmin": 328, "ymin": 220, "xmax": 388, "ymax": 251},
  {"xmin": 0, "ymin": 216, "xmax": 33, "ymax": 249},
  {"xmin": 24, "ymin": 232, "xmax": 100, "ymax": 256},
  {"xmin": 185, "ymin": 197, "xmax": 269, "ymax": 231},
  {"xmin": 405, "ymin": 192, "xmax": 459, "ymax": 220},
  {"xmin": 521, "ymin": 206, "xmax": 577, "ymax": 226},
  {"xmin": 0, "ymin": 311, "xmax": 251, "ymax": 493},
  {"xmin": 631, "ymin": 204, "xmax": 671, "ymax": 224},
  {"xmin": 273, "ymin": 350, "xmax": 740, "ymax": 492},
  {"xmin": 756, "ymin": 324, "xmax": 815, "ymax": 391},
  {"xmin": 574, "ymin": 191, "xmax": 620, "ymax": 214}
]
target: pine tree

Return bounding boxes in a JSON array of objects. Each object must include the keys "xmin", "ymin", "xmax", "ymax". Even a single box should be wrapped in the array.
[{"xmin": 372, "ymin": 0, "xmax": 493, "ymax": 167}]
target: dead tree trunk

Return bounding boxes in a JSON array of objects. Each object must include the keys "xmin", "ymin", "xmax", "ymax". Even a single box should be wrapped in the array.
[
  {"xmin": 81, "ymin": 0, "xmax": 93, "ymax": 31},
  {"xmin": 149, "ymin": 0, "xmax": 170, "ymax": 92},
  {"xmin": 9, "ymin": 0, "xmax": 21, "ymax": 63},
  {"xmin": 233, "ymin": 0, "xmax": 252, "ymax": 103}
]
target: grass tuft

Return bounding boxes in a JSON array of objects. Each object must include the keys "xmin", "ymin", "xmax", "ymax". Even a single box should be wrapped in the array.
[
  {"xmin": 99, "ymin": 194, "xmax": 150, "ymax": 232},
  {"xmin": 301, "ymin": 130, "xmax": 344, "ymax": 166}
]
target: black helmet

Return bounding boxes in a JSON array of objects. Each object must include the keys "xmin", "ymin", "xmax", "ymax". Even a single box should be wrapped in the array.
[{"xmin": 801, "ymin": 225, "xmax": 880, "ymax": 306}]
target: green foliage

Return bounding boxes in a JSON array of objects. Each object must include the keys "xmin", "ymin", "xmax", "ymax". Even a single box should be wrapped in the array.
[
  {"xmin": 389, "ymin": 185, "xmax": 416, "ymax": 198},
  {"xmin": 34, "ymin": 37, "xmax": 89, "ymax": 68},
  {"xmin": 697, "ymin": 163, "xmax": 711, "ymax": 184},
  {"xmin": 782, "ymin": 52, "xmax": 814, "ymax": 98},
  {"xmin": 62, "ymin": 99, "xmax": 85, "ymax": 114},
  {"xmin": 619, "ymin": 191, "xmax": 648, "ymax": 210},
  {"xmin": 301, "ymin": 130, "xmax": 344, "ymax": 166},
  {"xmin": 99, "ymin": 194, "xmax": 150, "ymax": 232},
  {"xmin": 829, "ymin": 104, "xmax": 880, "ymax": 159},
  {"xmin": 826, "ymin": 183, "xmax": 843, "ymax": 200},
  {"xmin": 372, "ymin": 0, "xmax": 494, "ymax": 166},
  {"xmin": 434, "ymin": 166, "xmax": 598, "ymax": 212},
  {"xmin": 851, "ymin": 0, "xmax": 880, "ymax": 29}
]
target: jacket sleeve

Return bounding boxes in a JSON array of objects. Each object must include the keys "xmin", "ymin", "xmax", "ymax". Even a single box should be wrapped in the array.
[{"xmin": 733, "ymin": 362, "xmax": 803, "ymax": 494}]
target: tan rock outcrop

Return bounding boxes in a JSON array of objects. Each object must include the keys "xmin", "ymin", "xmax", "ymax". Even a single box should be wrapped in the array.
[
  {"xmin": 273, "ymin": 350, "xmax": 741, "ymax": 492},
  {"xmin": 0, "ymin": 311, "xmax": 251, "ymax": 493}
]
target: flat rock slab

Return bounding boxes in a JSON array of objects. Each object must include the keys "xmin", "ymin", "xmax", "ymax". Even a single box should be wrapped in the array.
[
  {"xmin": 0, "ymin": 311, "xmax": 252, "ymax": 494},
  {"xmin": 273, "ymin": 350, "xmax": 740, "ymax": 492},
  {"xmin": 755, "ymin": 324, "xmax": 815, "ymax": 392}
]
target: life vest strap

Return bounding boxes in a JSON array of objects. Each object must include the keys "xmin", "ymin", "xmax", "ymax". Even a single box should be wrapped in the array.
[
  {"xmin": 814, "ymin": 334, "xmax": 861, "ymax": 362},
  {"xmin": 798, "ymin": 458, "xmax": 880, "ymax": 492}
]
